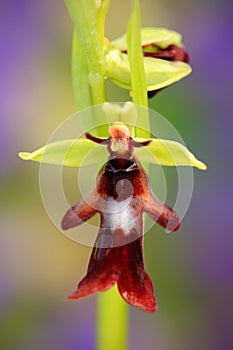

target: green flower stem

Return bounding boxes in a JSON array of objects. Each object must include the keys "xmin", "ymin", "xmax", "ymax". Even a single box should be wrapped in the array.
[
  {"xmin": 97, "ymin": 286, "xmax": 128, "ymax": 350},
  {"xmin": 127, "ymin": 0, "xmax": 150, "ymax": 138},
  {"xmin": 71, "ymin": 29, "xmax": 107, "ymax": 136},
  {"xmin": 65, "ymin": 0, "xmax": 106, "ymax": 106},
  {"xmin": 72, "ymin": 29, "xmax": 92, "ymax": 110}
]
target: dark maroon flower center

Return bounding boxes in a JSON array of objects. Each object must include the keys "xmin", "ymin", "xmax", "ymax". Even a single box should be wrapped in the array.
[{"xmin": 142, "ymin": 44, "xmax": 189, "ymax": 63}]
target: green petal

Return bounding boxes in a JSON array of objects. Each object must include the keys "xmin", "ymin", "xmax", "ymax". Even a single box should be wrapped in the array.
[
  {"xmin": 105, "ymin": 50, "xmax": 191, "ymax": 91},
  {"xmin": 110, "ymin": 27, "xmax": 182, "ymax": 51},
  {"xmin": 18, "ymin": 139, "xmax": 108, "ymax": 167},
  {"xmin": 135, "ymin": 138, "xmax": 207, "ymax": 170},
  {"xmin": 102, "ymin": 101, "xmax": 137, "ymax": 136}
]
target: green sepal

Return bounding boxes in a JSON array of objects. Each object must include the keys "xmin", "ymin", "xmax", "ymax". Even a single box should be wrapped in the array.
[
  {"xmin": 102, "ymin": 102, "xmax": 137, "ymax": 137},
  {"xmin": 135, "ymin": 138, "xmax": 207, "ymax": 170},
  {"xmin": 18, "ymin": 139, "xmax": 108, "ymax": 167},
  {"xmin": 105, "ymin": 50, "xmax": 191, "ymax": 91}
]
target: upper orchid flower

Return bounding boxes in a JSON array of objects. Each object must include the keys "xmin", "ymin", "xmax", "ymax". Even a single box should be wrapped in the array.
[{"xmin": 104, "ymin": 28, "xmax": 191, "ymax": 95}]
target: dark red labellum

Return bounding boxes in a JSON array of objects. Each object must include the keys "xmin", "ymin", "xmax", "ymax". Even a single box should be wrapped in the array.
[{"xmin": 61, "ymin": 131, "xmax": 180, "ymax": 312}]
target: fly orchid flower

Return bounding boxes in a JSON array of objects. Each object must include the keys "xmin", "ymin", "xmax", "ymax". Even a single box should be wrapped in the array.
[
  {"xmin": 104, "ymin": 28, "xmax": 191, "ymax": 95},
  {"xmin": 18, "ymin": 102, "xmax": 206, "ymax": 312},
  {"xmin": 61, "ymin": 123, "xmax": 180, "ymax": 313}
]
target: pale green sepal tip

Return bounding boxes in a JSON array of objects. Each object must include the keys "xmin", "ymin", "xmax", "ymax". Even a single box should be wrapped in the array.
[
  {"xmin": 18, "ymin": 139, "xmax": 108, "ymax": 167},
  {"xmin": 109, "ymin": 27, "xmax": 182, "ymax": 51},
  {"xmin": 135, "ymin": 138, "xmax": 207, "ymax": 170},
  {"xmin": 18, "ymin": 152, "xmax": 31, "ymax": 160}
]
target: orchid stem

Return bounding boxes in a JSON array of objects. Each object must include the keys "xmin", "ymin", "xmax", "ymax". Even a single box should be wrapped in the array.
[{"xmin": 97, "ymin": 286, "xmax": 128, "ymax": 350}]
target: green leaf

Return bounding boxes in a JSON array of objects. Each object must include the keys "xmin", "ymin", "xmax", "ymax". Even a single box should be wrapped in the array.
[
  {"xmin": 135, "ymin": 138, "xmax": 207, "ymax": 170},
  {"xmin": 110, "ymin": 27, "xmax": 183, "ymax": 50},
  {"xmin": 18, "ymin": 139, "xmax": 108, "ymax": 167},
  {"xmin": 105, "ymin": 50, "xmax": 191, "ymax": 91}
]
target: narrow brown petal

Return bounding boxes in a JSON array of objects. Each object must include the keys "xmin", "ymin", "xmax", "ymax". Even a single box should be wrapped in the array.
[
  {"xmin": 62, "ymin": 190, "xmax": 99, "ymax": 230},
  {"xmin": 144, "ymin": 186, "xmax": 180, "ymax": 232}
]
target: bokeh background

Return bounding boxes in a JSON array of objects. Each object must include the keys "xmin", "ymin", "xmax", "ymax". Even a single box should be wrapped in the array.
[{"xmin": 1, "ymin": 0, "xmax": 233, "ymax": 349}]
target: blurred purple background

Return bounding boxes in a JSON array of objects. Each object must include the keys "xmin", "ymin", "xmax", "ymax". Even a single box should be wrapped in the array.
[{"xmin": 1, "ymin": 0, "xmax": 233, "ymax": 349}]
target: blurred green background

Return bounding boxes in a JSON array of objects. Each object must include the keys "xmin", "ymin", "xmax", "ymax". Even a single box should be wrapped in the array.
[{"xmin": 1, "ymin": 0, "xmax": 233, "ymax": 349}]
